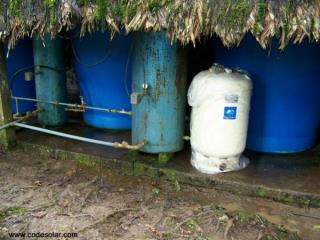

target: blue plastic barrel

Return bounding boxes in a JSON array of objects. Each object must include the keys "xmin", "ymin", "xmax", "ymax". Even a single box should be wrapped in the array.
[
  {"xmin": 5, "ymin": 38, "xmax": 36, "ymax": 114},
  {"xmin": 132, "ymin": 32, "xmax": 187, "ymax": 153},
  {"xmin": 72, "ymin": 31, "xmax": 132, "ymax": 130},
  {"xmin": 33, "ymin": 35, "xmax": 68, "ymax": 126},
  {"xmin": 213, "ymin": 35, "xmax": 320, "ymax": 153}
]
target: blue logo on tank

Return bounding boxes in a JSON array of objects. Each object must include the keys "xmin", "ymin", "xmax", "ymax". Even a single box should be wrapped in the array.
[{"xmin": 224, "ymin": 107, "xmax": 237, "ymax": 120}]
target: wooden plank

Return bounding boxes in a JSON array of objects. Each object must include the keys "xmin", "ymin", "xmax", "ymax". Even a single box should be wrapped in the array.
[{"xmin": 0, "ymin": 41, "xmax": 15, "ymax": 151}]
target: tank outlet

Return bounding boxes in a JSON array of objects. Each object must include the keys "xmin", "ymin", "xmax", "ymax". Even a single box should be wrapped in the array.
[
  {"xmin": 130, "ymin": 92, "xmax": 143, "ymax": 105},
  {"xmin": 131, "ymin": 83, "xmax": 149, "ymax": 105}
]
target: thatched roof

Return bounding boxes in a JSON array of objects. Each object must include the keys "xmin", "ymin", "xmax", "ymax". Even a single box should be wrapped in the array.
[{"xmin": 1, "ymin": 0, "xmax": 320, "ymax": 49}]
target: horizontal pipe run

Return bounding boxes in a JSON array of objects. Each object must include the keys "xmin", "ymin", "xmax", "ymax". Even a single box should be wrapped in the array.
[
  {"xmin": 0, "ymin": 109, "xmax": 42, "ymax": 131},
  {"xmin": 13, "ymin": 108, "xmax": 43, "ymax": 121},
  {"xmin": 0, "ymin": 121, "xmax": 15, "ymax": 131},
  {"xmin": 13, "ymin": 122, "xmax": 146, "ymax": 150},
  {"xmin": 0, "ymin": 116, "xmax": 190, "ymax": 144},
  {"xmin": 11, "ymin": 96, "xmax": 132, "ymax": 116}
]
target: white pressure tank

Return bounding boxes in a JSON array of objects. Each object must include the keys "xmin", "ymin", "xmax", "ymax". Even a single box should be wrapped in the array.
[{"xmin": 188, "ymin": 64, "xmax": 252, "ymax": 174}]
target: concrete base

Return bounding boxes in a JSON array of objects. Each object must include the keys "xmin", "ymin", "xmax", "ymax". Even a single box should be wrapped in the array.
[{"xmin": 16, "ymin": 121, "xmax": 320, "ymax": 208}]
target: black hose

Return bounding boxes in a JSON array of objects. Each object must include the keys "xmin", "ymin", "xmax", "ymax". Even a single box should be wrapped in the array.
[{"xmin": 9, "ymin": 65, "xmax": 64, "ymax": 90}]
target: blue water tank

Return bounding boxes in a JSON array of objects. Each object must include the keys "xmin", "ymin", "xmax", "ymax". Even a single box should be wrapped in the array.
[
  {"xmin": 213, "ymin": 35, "xmax": 320, "ymax": 153},
  {"xmin": 33, "ymin": 35, "xmax": 68, "ymax": 126},
  {"xmin": 132, "ymin": 32, "xmax": 187, "ymax": 153},
  {"xmin": 5, "ymin": 38, "xmax": 36, "ymax": 114},
  {"xmin": 72, "ymin": 31, "xmax": 132, "ymax": 130}
]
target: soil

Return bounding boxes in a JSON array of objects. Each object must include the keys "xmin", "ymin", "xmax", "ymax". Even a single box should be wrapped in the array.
[{"xmin": 0, "ymin": 148, "xmax": 319, "ymax": 240}]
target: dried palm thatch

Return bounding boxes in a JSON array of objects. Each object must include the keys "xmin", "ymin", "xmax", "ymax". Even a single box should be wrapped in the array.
[{"xmin": 0, "ymin": 0, "xmax": 320, "ymax": 49}]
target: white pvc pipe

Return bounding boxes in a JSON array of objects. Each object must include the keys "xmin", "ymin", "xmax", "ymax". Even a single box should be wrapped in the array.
[
  {"xmin": 11, "ymin": 96, "xmax": 132, "ymax": 115},
  {"xmin": 0, "ymin": 121, "xmax": 14, "ymax": 130},
  {"xmin": 13, "ymin": 122, "xmax": 145, "ymax": 150}
]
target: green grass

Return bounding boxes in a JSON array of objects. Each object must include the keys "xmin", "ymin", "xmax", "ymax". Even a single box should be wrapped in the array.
[
  {"xmin": 0, "ymin": 207, "xmax": 25, "ymax": 220},
  {"xmin": 238, "ymin": 210, "xmax": 257, "ymax": 224}
]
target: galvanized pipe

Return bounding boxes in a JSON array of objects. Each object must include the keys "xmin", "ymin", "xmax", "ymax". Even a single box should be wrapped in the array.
[
  {"xmin": 0, "ymin": 109, "xmax": 42, "ymax": 131},
  {"xmin": 11, "ymin": 96, "xmax": 132, "ymax": 116},
  {"xmin": 13, "ymin": 108, "xmax": 43, "ymax": 121},
  {"xmin": 12, "ymin": 122, "xmax": 146, "ymax": 150}
]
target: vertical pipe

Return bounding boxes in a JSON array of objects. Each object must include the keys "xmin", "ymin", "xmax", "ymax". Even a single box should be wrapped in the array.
[
  {"xmin": 33, "ymin": 34, "xmax": 68, "ymax": 126},
  {"xmin": 0, "ymin": 41, "xmax": 15, "ymax": 150},
  {"xmin": 132, "ymin": 32, "xmax": 187, "ymax": 154}
]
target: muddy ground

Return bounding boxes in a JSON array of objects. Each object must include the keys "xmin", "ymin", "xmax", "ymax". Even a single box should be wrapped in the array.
[{"xmin": 0, "ymin": 148, "xmax": 319, "ymax": 240}]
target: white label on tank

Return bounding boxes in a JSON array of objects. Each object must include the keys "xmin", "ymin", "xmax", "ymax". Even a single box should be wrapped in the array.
[{"xmin": 225, "ymin": 94, "xmax": 240, "ymax": 103}]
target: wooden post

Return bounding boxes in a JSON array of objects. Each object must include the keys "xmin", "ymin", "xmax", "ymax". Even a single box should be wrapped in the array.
[{"xmin": 0, "ymin": 41, "xmax": 15, "ymax": 151}]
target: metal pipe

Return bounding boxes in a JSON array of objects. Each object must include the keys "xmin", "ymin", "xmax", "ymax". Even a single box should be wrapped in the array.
[
  {"xmin": 183, "ymin": 136, "xmax": 191, "ymax": 141},
  {"xmin": 13, "ymin": 108, "xmax": 42, "ymax": 121},
  {"xmin": 13, "ymin": 122, "xmax": 146, "ymax": 150},
  {"xmin": 11, "ymin": 96, "xmax": 132, "ymax": 116},
  {"xmin": 0, "ymin": 109, "xmax": 42, "ymax": 131}
]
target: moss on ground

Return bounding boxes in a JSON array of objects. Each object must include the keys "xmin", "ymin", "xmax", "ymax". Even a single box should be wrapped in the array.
[
  {"xmin": 238, "ymin": 210, "xmax": 257, "ymax": 224},
  {"xmin": 256, "ymin": 187, "xmax": 268, "ymax": 198},
  {"xmin": 73, "ymin": 154, "xmax": 98, "ymax": 168},
  {"xmin": 158, "ymin": 153, "xmax": 174, "ymax": 167},
  {"xmin": 0, "ymin": 207, "xmax": 25, "ymax": 220}
]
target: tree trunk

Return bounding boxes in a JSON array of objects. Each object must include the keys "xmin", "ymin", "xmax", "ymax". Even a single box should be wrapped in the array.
[{"xmin": 0, "ymin": 42, "xmax": 15, "ymax": 151}]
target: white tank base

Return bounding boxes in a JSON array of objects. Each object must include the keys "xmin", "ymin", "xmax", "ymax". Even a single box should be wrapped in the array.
[{"xmin": 191, "ymin": 150, "xmax": 249, "ymax": 174}]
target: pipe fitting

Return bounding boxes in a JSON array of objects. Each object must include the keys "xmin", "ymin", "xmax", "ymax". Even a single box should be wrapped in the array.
[{"xmin": 113, "ymin": 140, "xmax": 147, "ymax": 150}]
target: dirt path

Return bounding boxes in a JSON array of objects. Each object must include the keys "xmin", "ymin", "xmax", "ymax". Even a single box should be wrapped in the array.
[{"xmin": 0, "ymin": 148, "xmax": 319, "ymax": 239}]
